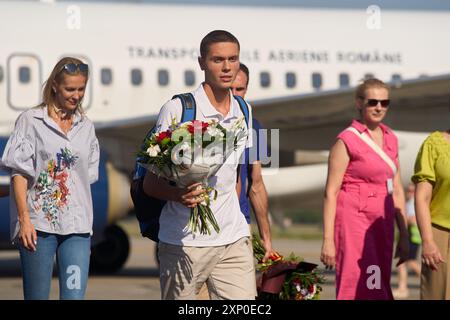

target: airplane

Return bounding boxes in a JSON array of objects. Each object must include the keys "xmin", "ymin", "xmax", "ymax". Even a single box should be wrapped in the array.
[{"xmin": 0, "ymin": 0, "xmax": 449, "ymax": 272}]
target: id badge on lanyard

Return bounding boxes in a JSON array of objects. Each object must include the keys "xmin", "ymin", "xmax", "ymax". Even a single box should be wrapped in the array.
[{"xmin": 387, "ymin": 178, "xmax": 394, "ymax": 195}]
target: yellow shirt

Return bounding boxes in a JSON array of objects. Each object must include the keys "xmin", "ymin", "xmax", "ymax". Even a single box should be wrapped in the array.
[{"xmin": 412, "ymin": 131, "xmax": 450, "ymax": 229}]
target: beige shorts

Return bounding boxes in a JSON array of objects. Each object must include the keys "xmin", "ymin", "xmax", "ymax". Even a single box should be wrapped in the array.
[{"xmin": 158, "ymin": 237, "xmax": 256, "ymax": 300}]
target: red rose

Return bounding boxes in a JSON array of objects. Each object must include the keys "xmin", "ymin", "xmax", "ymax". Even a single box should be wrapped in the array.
[
  {"xmin": 156, "ymin": 130, "xmax": 172, "ymax": 143},
  {"xmin": 187, "ymin": 120, "xmax": 208, "ymax": 134}
]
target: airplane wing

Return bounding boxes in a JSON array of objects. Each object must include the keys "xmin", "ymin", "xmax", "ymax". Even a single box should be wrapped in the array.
[
  {"xmin": 95, "ymin": 115, "xmax": 158, "ymax": 174},
  {"xmin": 251, "ymin": 73, "xmax": 450, "ymax": 151},
  {"xmin": 94, "ymin": 74, "xmax": 450, "ymax": 173}
]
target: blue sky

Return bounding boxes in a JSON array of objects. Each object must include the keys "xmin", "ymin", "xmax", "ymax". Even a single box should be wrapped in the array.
[{"xmin": 52, "ymin": 0, "xmax": 450, "ymax": 11}]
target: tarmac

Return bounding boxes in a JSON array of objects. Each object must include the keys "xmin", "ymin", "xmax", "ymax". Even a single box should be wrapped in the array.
[{"xmin": 0, "ymin": 236, "xmax": 419, "ymax": 300}]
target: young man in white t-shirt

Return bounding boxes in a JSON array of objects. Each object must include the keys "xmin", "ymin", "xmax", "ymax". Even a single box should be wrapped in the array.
[{"xmin": 143, "ymin": 30, "xmax": 256, "ymax": 300}]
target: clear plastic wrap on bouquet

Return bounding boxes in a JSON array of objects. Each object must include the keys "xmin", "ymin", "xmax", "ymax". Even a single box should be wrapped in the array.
[
  {"xmin": 136, "ymin": 118, "xmax": 247, "ymax": 235},
  {"xmin": 139, "ymin": 147, "xmax": 234, "ymax": 188}
]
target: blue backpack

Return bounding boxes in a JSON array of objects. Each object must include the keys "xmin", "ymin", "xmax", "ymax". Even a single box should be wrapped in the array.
[{"xmin": 130, "ymin": 93, "xmax": 250, "ymax": 242}]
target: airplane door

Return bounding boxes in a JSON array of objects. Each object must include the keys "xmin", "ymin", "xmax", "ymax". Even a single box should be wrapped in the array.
[{"xmin": 7, "ymin": 54, "xmax": 42, "ymax": 110}]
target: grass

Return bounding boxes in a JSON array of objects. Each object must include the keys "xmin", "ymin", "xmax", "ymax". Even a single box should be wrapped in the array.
[
  {"xmin": 283, "ymin": 209, "xmax": 322, "ymax": 225},
  {"xmin": 252, "ymin": 223, "xmax": 323, "ymax": 240},
  {"xmin": 118, "ymin": 214, "xmax": 323, "ymax": 240}
]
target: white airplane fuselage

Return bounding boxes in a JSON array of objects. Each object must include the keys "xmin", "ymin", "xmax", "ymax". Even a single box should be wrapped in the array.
[{"xmin": 1, "ymin": 1, "xmax": 449, "ymax": 191}]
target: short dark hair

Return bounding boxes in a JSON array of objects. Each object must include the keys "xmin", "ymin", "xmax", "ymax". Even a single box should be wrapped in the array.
[
  {"xmin": 239, "ymin": 62, "xmax": 249, "ymax": 86},
  {"xmin": 200, "ymin": 30, "xmax": 240, "ymax": 58}
]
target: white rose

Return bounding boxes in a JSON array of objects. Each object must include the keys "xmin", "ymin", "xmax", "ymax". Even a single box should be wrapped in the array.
[
  {"xmin": 146, "ymin": 145, "xmax": 161, "ymax": 157},
  {"xmin": 206, "ymin": 126, "xmax": 224, "ymax": 138}
]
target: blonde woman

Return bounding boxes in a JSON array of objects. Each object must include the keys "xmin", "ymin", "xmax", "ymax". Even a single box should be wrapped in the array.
[
  {"xmin": 320, "ymin": 78, "xmax": 409, "ymax": 299},
  {"xmin": 0, "ymin": 57, "xmax": 99, "ymax": 299}
]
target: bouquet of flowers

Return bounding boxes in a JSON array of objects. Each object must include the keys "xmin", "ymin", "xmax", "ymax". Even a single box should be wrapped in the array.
[
  {"xmin": 253, "ymin": 235, "xmax": 325, "ymax": 300},
  {"xmin": 137, "ymin": 118, "xmax": 247, "ymax": 235}
]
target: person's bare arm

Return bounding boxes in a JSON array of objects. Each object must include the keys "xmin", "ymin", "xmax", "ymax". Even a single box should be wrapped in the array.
[
  {"xmin": 415, "ymin": 181, "xmax": 444, "ymax": 271},
  {"xmin": 248, "ymin": 161, "xmax": 274, "ymax": 261},
  {"xmin": 320, "ymin": 139, "xmax": 349, "ymax": 269},
  {"xmin": 12, "ymin": 175, "xmax": 36, "ymax": 251},
  {"xmin": 392, "ymin": 169, "xmax": 409, "ymax": 266}
]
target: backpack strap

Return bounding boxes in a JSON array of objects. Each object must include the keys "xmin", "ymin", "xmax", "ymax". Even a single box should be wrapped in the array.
[
  {"xmin": 173, "ymin": 93, "xmax": 196, "ymax": 123},
  {"xmin": 234, "ymin": 95, "xmax": 252, "ymax": 196},
  {"xmin": 246, "ymin": 161, "xmax": 253, "ymax": 197},
  {"xmin": 233, "ymin": 95, "xmax": 250, "ymax": 128},
  {"xmin": 133, "ymin": 125, "xmax": 157, "ymax": 180}
]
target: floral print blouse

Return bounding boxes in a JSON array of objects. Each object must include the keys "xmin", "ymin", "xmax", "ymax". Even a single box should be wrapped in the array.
[{"xmin": 0, "ymin": 106, "xmax": 99, "ymax": 240}]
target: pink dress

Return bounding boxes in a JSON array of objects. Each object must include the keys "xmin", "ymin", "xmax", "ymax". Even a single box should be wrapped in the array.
[{"xmin": 334, "ymin": 120, "xmax": 398, "ymax": 300}]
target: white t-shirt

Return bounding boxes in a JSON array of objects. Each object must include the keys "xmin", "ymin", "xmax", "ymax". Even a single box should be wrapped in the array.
[{"xmin": 156, "ymin": 84, "xmax": 253, "ymax": 246}]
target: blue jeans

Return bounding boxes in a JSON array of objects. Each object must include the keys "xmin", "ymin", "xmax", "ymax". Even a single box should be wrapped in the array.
[{"xmin": 19, "ymin": 231, "xmax": 91, "ymax": 300}]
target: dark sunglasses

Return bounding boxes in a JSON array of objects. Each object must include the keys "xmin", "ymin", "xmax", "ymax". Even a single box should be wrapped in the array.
[
  {"xmin": 365, "ymin": 98, "xmax": 390, "ymax": 108},
  {"xmin": 61, "ymin": 63, "xmax": 89, "ymax": 74}
]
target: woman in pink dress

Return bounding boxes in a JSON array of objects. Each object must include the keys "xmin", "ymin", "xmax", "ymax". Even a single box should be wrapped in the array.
[{"xmin": 320, "ymin": 78, "xmax": 410, "ymax": 300}]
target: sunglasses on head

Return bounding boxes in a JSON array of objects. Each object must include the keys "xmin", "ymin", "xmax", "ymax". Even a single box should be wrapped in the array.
[
  {"xmin": 61, "ymin": 63, "xmax": 89, "ymax": 74},
  {"xmin": 362, "ymin": 98, "xmax": 390, "ymax": 108}
]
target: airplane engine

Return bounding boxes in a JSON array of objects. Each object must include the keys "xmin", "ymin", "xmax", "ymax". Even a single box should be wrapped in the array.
[
  {"xmin": 90, "ymin": 156, "xmax": 133, "ymax": 273},
  {"xmin": 0, "ymin": 138, "xmax": 132, "ymax": 273}
]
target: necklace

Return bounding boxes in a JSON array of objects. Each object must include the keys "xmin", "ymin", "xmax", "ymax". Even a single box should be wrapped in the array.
[
  {"xmin": 51, "ymin": 104, "xmax": 75, "ymax": 120},
  {"xmin": 49, "ymin": 105, "xmax": 74, "ymax": 135}
]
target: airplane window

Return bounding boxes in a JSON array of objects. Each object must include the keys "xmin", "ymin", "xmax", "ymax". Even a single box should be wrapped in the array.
[
  {"xmin": 19, "ymin": 66, "xmax": 31, "ymax": 84},
  {"xmin": 339, "ymin": 73, "xmax": 350, "ymax": 87},
  {"xmin": 158, "ymin": 69, "xmax": 169, "ymax": 86},
  {"xmin": 260, "ymin": 72, "xmax": 271, "ymax": 88},
  {"xmin": 131, "ymin": 68, "xmax": 142, "ymax": 86},
  {"xmin": 312, "ymin": 73, "xmax": 322, "ymax": 89},
  {"xmin": 391, "ymin": 74, "xmax": 402, "ymax": 87},
  {"xmin": 286, "ymin": 72, "xmax": 296, "ymax": 88},
  {"xmin": 364, "ymin": 73, "xmax": 374, "ymax": 80},
  {"xmin": 391, "ymin": 74, "xmax": 402, "ymax": 82},
  {"xmin": 101, "ymin": 68, "xmax": 113, "ymax": 85},
  {"xmin": 0, "ymin": 66, "xmax": 3, "ymax": 83},
  {"xmin": 184, "ymin": 70, "xmax": 195, "ymax": 86}
]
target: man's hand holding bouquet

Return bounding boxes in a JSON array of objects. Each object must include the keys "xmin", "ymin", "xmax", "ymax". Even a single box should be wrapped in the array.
[{"xmin": 137, "ymin": 118, "xmax": 247, "ymax": 235}]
